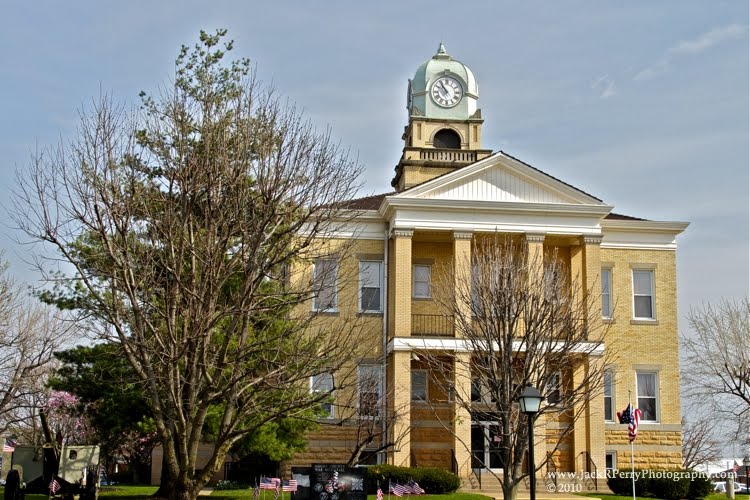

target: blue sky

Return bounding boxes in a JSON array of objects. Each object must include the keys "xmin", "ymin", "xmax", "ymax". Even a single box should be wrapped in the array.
[{"xmin": 1, "ymin": 2, "xmax": 748, "ymax": 335}]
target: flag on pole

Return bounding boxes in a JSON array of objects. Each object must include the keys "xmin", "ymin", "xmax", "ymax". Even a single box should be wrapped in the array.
[
  {"xmin": 407, "ymin": 480, "xmax": 425, "ymax": 494},
  {"xmin": 3, "ymin": 438, "xmax": 16, "ymax": 453},
  {"xmin": 732, "ymin": 462, "xmax": 740, "ymax": 473},
  {"xmin": 50, "ymin": 478, "xmax": 61, "ymax": 494},
  {"xmin": 389, "ymin": 482, "xmax": 406, "ymax": 497},
  {"xmin": 273, "ymin": 487, "xmax": 280, "ymax": 500},
  {"xmin": 282, "ymin": 480, "xmax": 298, "ymax": 492},
  {"xmin": 261, "ymin": 477, "xmax": 277, "ymax": 490},
  {"xmin": 253, "ymin": 479, "xmax": 260, "ymax": 500},
  {"xmin": 376, "ymin": 482, "xmax": 384, "ymax": 500},
  {"xmin": 617, "ymin": 403, "xmax": 643, "ymax": 442}
]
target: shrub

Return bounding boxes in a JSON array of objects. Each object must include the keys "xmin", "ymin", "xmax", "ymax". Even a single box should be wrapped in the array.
[
  {"xmin": 688, "ymin": 474, "xmax": 713, "ymax": 500},
  {"xmin": 649, "ymin": 474, "xmax": 690, "ymax": 500},
  {"xmin": 365, "ymin": 465, "xmax": 460, "ymax": 494},
  {"xmin": 607, "ymin": 469, "xmax": 649, "ymax": 497}
]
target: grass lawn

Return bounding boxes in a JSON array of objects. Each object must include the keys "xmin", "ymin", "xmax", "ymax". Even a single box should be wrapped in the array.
[{"xmin": 213, "ymin": 492, "xmax": 490, "ymax": 500}]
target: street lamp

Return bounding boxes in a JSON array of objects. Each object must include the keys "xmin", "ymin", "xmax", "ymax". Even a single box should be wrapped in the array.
[
  {"xmin": 519, "ymin": 385, "xmax": 544, "ymax": 500},
  {"xmin": 743, "ymin": 456, "xmax": 749, "ymax": 497}
]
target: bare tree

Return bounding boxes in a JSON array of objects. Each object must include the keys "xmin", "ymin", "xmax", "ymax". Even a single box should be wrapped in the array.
[
  {"xmin": 12, "ymin": 30, "xmax": 365, "ymax": 500},
  {"xmin": 681, "ymin": 416, "xmax": 722, "ymax": 470},
  {"xmin": 327, "ymin": 366, "xmax": 410, "ymax": 467},
  {"xmin": 417, "ymin": 237, "xmax": 610, "ymax": 500},
  {"xmin": 681, "ymin": 298, "xmax": 749, "ymax": 445},
  {"xmin": 0, "ymin": 264, "xmax": 73, "ymax": 437}
]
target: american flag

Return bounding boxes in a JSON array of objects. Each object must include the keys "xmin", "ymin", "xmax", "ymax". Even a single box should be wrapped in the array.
[
  {"xmin": 617, "ymin": 404, "xmax": 643, "ymax": 442},
  {"xmin": 282, "ymin": 480, "xmax": 298, "ymax": 492},
  {"xmin": 260, "ymin": 477, "xmax": 278, "ymax": 490},
  {"xmin": 732, "ymin": 462, "xmax": 741, "ymax": 473},
  {"xmin": 376, "ymin": 483, "xmax": 383, "ymax": 500},
  {"xmin": 390, "ymin": 481, "xmax": 406, "ymax": 497},
  {"xmin": 3, "ymin": 438, "xmax": 16, "ymax": 453},
  {"xmin": 253, "ymin": 480, "xmax": 260, "ymax": 500},
  {"xmin": 50, "ymin": 478, "xmax": 61, "ymax": 494},
  {"xmin": 273, "ymin": 487, "xmax": 280, "ymax": 500},
  {"xmin": 408, "ymin": 480, "xmax": 425, "ymax": 495}
]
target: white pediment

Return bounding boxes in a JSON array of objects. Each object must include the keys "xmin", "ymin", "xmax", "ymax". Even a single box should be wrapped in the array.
[{"xmin": 397, "ymin": 151, "xmax": 605, "ymax": 206}]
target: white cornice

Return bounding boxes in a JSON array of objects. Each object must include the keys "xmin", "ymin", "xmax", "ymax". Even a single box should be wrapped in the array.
[
  {"xmin": 388, "ymin": 337, "xmax": 605, "ymax": 356},
  {"xmin": 601, "ymin": 220, "xmax": 689, "ymax": 250},
  {"xmin": 380, "ymin": 197, "xmax": 614, "ymax": 220},
  {"xmin": 601, "ymin": 220, "xmax": 690, "ymax": 233}
]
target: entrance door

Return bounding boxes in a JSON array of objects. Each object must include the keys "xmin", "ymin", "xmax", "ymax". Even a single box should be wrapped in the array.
[{"xmin": 471, "ymin": 422, "xmax": 503, "ymax": 471}]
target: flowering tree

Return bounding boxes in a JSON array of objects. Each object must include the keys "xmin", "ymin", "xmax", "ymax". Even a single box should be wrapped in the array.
[{"xmin": 45, "ymin": 390, "xmax": 95, "ymax": 446}]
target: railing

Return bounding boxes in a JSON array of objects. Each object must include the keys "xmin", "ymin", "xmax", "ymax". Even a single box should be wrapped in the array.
[
  {"xmin": 576, "ymin": 451, "xmax": 599, "ymax": 491},
  {"xmin": 419, "ymin": 149, "xmax": 477, "ymax": 162},
  {"xmin": 451, "ymin": 449, "xmax": 458, "ymax": 475},
  {"xmin": 412, "ymin": 314, "xmax": 454, "ymax": 337},
  {"xmin": 471, "ymin": 467, "xmax": 482, "ymax": 491},
  {"xmin": 546, "ymin": 451, "xmax": 558, "ymax": 489}
]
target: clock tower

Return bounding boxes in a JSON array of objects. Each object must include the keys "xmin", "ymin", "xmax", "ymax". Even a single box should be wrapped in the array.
[{"xmin": 392, "ymin": 43, "xmax": 493, "ymax": 191}]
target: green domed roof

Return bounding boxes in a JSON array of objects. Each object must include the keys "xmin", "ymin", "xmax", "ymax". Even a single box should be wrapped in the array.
[{"xmin": 408, "ymin": 44, "xmax": 479, "ymax": 120}]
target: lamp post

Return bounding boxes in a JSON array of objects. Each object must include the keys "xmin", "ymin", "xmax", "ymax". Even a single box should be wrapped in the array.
[
  {"xmin": 519, "ymin": 385, "xmax": 544, "ymax": 500},
  {"xmin": 743, "ymin": 456, "xmax": 749, "ymax": 497}
]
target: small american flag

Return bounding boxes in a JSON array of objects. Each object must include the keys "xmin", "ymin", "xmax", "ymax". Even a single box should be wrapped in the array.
[
  {"xmin": 408, "ymin": 480, "xmax": 425, "ymax": 495},
  {"xmin": 376, "ymin": 483, "xmax": 383, "ymax": 500},
  {"xmin": 390, "ymin": 481, "xmax": 406, "ymax": 497},
  {"xmin": 3, "ymin": 438, "xmax": 16, "ymax": 453},
  {"xmin": 273, "ymin": 486, "xmax": 280, "ymax": 500},
  {"xmin": 253, "ymin": 480, "xmax": 260, "ymax": 500},
  {"xmin": 732, "ymin": 462, "xmax": 741, "ymax": 473},
  {"xmin": 260, "ymin": 477, "xmax": 277, "ymax": 490},
  {"xmin": 282, "ymin": 480, "xmax": 298, "ymax": 492},
  {"xmin": 50, "ymin": 478, "xmax": 61, "ymax": 494}
]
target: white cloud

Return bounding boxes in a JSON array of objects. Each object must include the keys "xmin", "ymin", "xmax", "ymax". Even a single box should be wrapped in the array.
[
  {"xmin": 634, "ymin": 24, "xmax": 748, "ymax": 81},
  {"xmin": 591, "ymin": 74, "xmax": 617, "ymax": 99}
]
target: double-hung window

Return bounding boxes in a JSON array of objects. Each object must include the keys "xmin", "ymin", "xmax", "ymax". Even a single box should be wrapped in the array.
[
  {"xmin": 413, "ymin": 265, "xmax": 432, "ymax": 299},
  {"xmin": 604, "ymin": 370, "xmax": 614, "ymax": 422},
  {"xmin": 313, "ymin": 259, "xmax": 338, "ymax": 312},
  {"xmin": 311, "ymin": 373, "xmax": 334, "ymax": 418},
  {"xmin": 358, "ymin": 365, "xmax": 382, "ymax": 417},
  {"xmin": 601, "ymin": 268, "xmax": 612, "ymax": 318},
  {"xmin": 547, "ymin": 372, "xmax": 561, "ymax": 405},
  {"xmin": 411, "ymin": 370, "xmax": 428, "ymax": 402},
  {"xmin": 632, "ymin": 269, "xmax": 655, "ymax": 319},
  {"xmin": 359, "ymin": 261, "xmax": 383, "ymax": 312},
  {"xmin": 636, "ymin": 372, "xmax": 658, "ymax": 422}
]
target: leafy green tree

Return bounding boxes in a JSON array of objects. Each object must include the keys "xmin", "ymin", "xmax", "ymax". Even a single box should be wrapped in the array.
[{"xmin": 14, "ymin": 29, "xmax": 364, "ymax": 500}]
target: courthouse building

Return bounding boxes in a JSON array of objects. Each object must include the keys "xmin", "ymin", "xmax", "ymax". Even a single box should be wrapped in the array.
[{"xmin": 289, "ymin": 45, "xmax": 688, "ymax": 484}]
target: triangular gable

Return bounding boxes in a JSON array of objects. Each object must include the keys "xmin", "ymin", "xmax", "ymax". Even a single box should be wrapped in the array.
[{"xmin": 395, "ymin": 151, "xmax": 606, "ymax": 206}]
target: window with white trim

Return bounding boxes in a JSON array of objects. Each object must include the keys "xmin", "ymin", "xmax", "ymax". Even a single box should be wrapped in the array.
[
  {"xmin": 313, "ymin": 259, "xmax": 338, "ymax": 312},
  {"xmin": 601, "ymin": 268, "xmax": 612, "ymax": 318},
  {"xmin": 636, "ymin": 371, "xmax": 658, "ymax": 422},
  {"xmin": 359, "ymin": 261, "xmax": 383, "ymax": 312},
  {"xmin": 412, "ymin": 265, "xmax": 432, "ymax": 299},
  {"xmin": 605, "ymin": 452, "xmax": 616, "ymax": 471},
  {"xmin": 548, "ymin": 372, "xmax": 561, "ymax": 405},
  {"xmin": 311, "ymin": 373, "xmax": 334, "ymax": 418},
  {"xmin": 411, "ymin": 370, "xmax": 428, "ymax": 402},
  {"xmin": 358, "ymin": 365, "xmax": 382, "ymax": 417},
  {"xmin": 632, "ymin": 269, "xmax": 655, "ymax": 319},
  {"xmin": 604, "ymin": 370, "xmax": 614, "ymax": 422}
]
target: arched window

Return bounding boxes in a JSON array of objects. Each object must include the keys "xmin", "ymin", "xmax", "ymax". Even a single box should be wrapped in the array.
[{"xmin": 433, "ymin": 129, "xmax": 461, "ymax": 149}]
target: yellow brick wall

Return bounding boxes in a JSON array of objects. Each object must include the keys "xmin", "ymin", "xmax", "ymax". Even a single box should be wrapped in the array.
[{"xmin": 600, "ymin": 247, "xmax": 682, "ymax": 467}]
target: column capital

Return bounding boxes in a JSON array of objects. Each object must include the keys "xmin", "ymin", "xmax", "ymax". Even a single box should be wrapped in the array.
[
  {"xmin": 391, "ymin": 228, "xmax": 414, "ymax": 239},
  {"xmin": 452, "ymin": 230, "xmax": 473, "ymax": 241},
  {"xmin": 583, "ymin": 235, "xmax": 603, "ymax": 246},
  {"xmin": 525, "ymin": 233, "xmax": 546, "ymax": 243}
]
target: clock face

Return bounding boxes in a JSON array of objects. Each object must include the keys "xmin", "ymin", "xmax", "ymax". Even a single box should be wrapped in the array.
[{"xmin": 431, "ymin": 76, "xmax": 463, "ymax": 108}]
